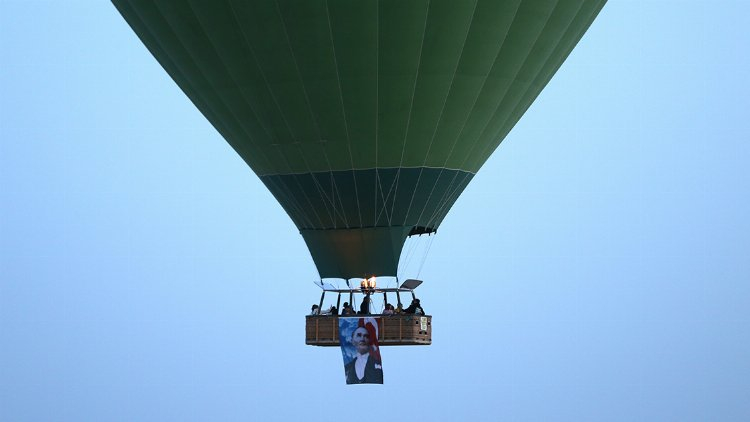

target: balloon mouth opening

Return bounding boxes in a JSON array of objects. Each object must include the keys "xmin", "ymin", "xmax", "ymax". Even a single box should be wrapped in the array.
[{"xmin": 408, "ymin": 226, "xmax": 436, "ymax": 237}]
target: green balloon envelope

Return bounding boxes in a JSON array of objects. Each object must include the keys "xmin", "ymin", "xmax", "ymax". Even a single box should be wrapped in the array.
[{"xmin": 114, "ymin": 0, "xmax": 607, "ymax": 279}]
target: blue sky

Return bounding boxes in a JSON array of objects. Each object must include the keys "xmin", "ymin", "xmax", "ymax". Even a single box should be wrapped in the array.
[{"xmin": 2, "ymin": 1, "xmax": 749, "ymax": 421}]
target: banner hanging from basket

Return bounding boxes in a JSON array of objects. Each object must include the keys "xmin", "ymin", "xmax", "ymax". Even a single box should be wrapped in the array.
[{"xmin": 338, "ymin": 317, "xmax": 383, "ymax": 384}]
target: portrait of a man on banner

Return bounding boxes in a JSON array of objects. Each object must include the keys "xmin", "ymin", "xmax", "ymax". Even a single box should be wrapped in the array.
[{"xmin": 338, "ymin": 317, "xmax": 383, "ymax": 384}]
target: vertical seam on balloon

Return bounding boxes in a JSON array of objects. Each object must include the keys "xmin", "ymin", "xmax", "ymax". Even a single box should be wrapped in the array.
[
  {"xmin": 294, "ymin": 142, "xmax": 350, "ymax": 227},
  {"xmin": 424, "ymin": 172, "xmax": 466, "ymax": 229},
  {"xmin": 275, "ymin": 0, "xmax": 324, "ymax": 143},
  {"xmin": 228, "ymin": 1, "xmax": 330, "ymax": 227},
  {"xmin": 375, "ymin": 0, "xmax": 382, "ymax": 227},
  {"xmin": 167, "ymin": 3, "xmax": 313, "ymax": 229},
  {"xmin": 189, "ymin": 3, "xmax": 277, "ymax": 150},
  {"xmin": 388, "ymin": 0, "xmax": 431, "ymax": 225},
  {"xmin": 429, "ymin": 0, "xmax": 562, "ymax": 226},
  {"xmin": 375, "ymin": 174, "xmax": 396, "ymax": 224},
  {"xmin": 150, "ymin": 1, "xmax": 313, "ymax": 227},
  {"xmin": 425, "ymin": 172, "xmax": 472, "ymax": 230},
  {"xmin": 296, "ymin": 144, "xmax": 351, "ymax": 227},
  {"xmin": 274, "ymin": 143, "xmax": 328, "ymax": 228},
  {"xmin": 119, "ymin": 3, "xmax": 259, "ymax": 170},
  {"xmin": 185, "ymin": 1, "xmax": 285, "ymax": 180},
  {"xmin": 262, "ymin": 175, "xmax": 315, "ymax": 229},
  {"xmin": 413, "ymin": 0, "xmax": 480, "ymax": 226},
  {"xmin": 268, "ymin": 1, "xmax": 337, "ymax": 229},
  {"xmin": 475, "ymin": 0, "xmax": 600, "ymax": 172},
  {"xmin": 228, "ymin": 2, "xmax": 297, "ymax": 154},
  {"xmin": 276, "ymin": 0, "xmax": 349, "ymax": 229},
  {"xmin": 224, "ymin": 1, "xmax": 321, "ymax": 227},
  {"xmin": 453, "ymin": 0, "xmax": 560, "ymax": 175},
  {"xmin": 327, "ymin": 152, "xmax": 349, "ymax": 228},
  {"xmin": 275, "ymin": 0, "xmax": 342, "ymax": 227},
  {"xmin": 325, "ymin": 0, "xmax": 364, "ymax": 228},
  {"xmin": 421, "ymin": 0, "xmax": 523, "ymax": 228},
  {"xmin": 144, "ymin": 2, "xmax": 275, "ymax": 175},
  {"xmin": 376, "ymin": 179, "xmax": 393, "ymax": 225},
  {"xmin": 375, "ymin": 170, "xmax": 401, "ymax": 225},
  {"xmin": 403, "ymin": 0, "xmax": 479, "ymax": 227},
  {"xmin": 275, "ymin": 0, "xmax": 345, "ymax": 227},
  {"xmin": 423, "ymin": 0, "xmax": 530, "ymax": 228},
  {"xmin": 296, "ymin": 146, "xmax": 337, "ymax": 227},
  {"xmin": 473, "ymin": 0, "xmax": 578, "ymax": 168},
  {"xmin": 321, "ymin": 147, "xmax": 351, "ymax": 229},
  {"xmin": 430, "ymin": 0, "xmax": 597, "ymax": 225},
  {"xmin": 437, "ymin": 0, "xmax": 580, "ymax": 225}
]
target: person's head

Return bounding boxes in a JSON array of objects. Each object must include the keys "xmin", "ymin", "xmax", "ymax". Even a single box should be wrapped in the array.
[
  {"xmin": 311, "ymin": 304, "xmax": 319, "ymax": 311},
  {"xmin": 343, "ymin": 302, "xmax": 349, "ymax": 308},
  {"xmin": 412, "ymin": 298, "xmax": 420, "ymax": 305},
  {"xmin": 350, "ymin": 326, "xmax": 371, "ymax": 354}
]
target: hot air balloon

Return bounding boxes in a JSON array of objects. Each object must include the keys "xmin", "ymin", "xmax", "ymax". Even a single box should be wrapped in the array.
[{"xmin": 113, "ymin": 0, "xmax": 606, "ymax": 347}]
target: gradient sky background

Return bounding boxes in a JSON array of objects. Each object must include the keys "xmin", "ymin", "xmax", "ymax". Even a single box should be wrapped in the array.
[{"xmin": 2, "ymin": 1, "xmax": 749, "ymax": 421}]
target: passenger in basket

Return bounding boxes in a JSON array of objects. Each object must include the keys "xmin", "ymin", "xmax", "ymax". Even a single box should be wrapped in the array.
[
  {"xmin": 358, "ymin": 294, "xmax": 371, "ymax": 315},
  {"xmin": 341, "ymin": 302, "xmax": 355, "ymax": 316},
  {"xmin": 403, "ymin": 298, "xmax": 424, "ymax": 315}
]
